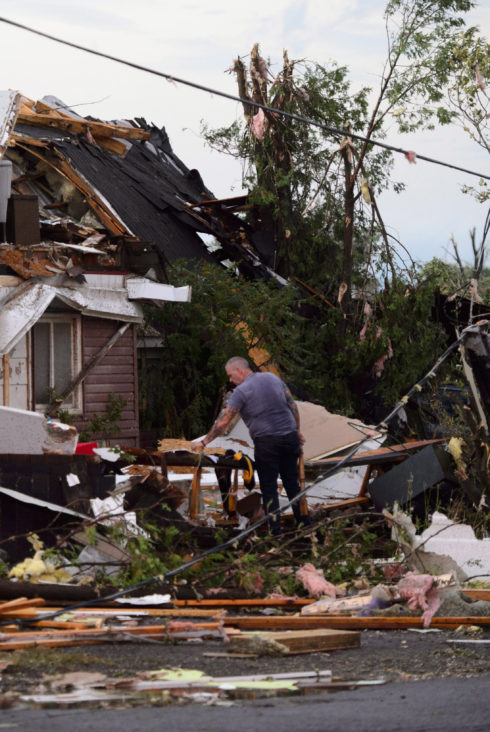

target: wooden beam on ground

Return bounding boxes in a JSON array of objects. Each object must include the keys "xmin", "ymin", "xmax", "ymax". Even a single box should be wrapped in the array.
[
  {"xmin": 461, "ymin": 589, "xmax": 490, "ymax": 602},
  {"xmin": 0, "ymin": 597, "xmax": 46, "ymax": 613},
  {"xmin": 173, "ymin": 599, "xmax": 314, "ymax": 608},
  {"xmin": 230, "ymin": 628, "xmax": 360, "ymax": 653},
  {"xmin": 321, "ymin": 496, "xmax": 370, "ymax": 511},
  {"xmin": 59, "ymin": 606, "xmax": 226, "ymax": 617},
  {"xmin": 0, "ymin": 607, "xmax": 224, "ymax": 621},
  {"xmin": 0, "ymin": 623, "xmax": 220, "ymax": 651},
  {"xmin": 222, "ymin": 615, "xmax": 490, "ymax": 631}
]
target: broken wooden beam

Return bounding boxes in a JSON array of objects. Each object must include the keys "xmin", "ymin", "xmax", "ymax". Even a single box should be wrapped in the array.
[
  {"xmin": 17, "ymin": 111, "xmax": 150, "ymax": 141},
  {"xmin": 222, "ymin": 615, "xmax": 490, "ymax": 631},
  {"xmin": 229, "ymin": 628, "xmax": 360, "ymax": 654},
  {"xmin": 173, "ymin": 598, "xmax": 314, "ymax": 608},
  {"xmin": 304, "ymin": 439, "xmax": 446, "ymax": 472},
  {"xmin": 0, "ymin": 597, "xmax": 46, "ymax": 613}
]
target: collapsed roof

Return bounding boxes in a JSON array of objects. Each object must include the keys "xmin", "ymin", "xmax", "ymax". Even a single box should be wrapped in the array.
[{"xmin": 0, "ymin": 90, "xmax": 273, "ymax": 280}]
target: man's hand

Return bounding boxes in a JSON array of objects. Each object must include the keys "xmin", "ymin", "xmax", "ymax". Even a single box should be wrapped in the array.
[
  {"xmin": 191, "ymin": 439, "xmax": 206, "ymax": 452},
  {"xmin": 298, "ymin": 431, "xmax": 306, "ymax": 446}
]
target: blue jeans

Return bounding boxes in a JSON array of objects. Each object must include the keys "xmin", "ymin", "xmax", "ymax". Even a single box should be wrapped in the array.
[{"xmin": 254, "ymin": 431, "xmax": 310, "ymax": 534}]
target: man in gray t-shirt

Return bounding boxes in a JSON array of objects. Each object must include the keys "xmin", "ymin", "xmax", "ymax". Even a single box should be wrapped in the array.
[{"xmin": 192, "ymin": 356, "xmax": 310, "ymax": 534}]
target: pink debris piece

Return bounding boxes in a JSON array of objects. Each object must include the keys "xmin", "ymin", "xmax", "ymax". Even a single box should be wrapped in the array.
[
  {"xmin": 251, "ymin": 108, "xmax": 267, "ymax": 140},
  {"xmin": 266, "ymin": 592, "xmax": 299, "ymax": 601},
  {"xmin": 295, "ymin": 563, "xmax": 345, "ymax": 599},
  {"xmin": 397, "ymin": 572, "xmax": 441, "ymax": 628}
]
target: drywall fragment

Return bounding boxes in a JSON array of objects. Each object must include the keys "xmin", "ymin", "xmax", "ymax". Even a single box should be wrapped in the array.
[
  {"xmin": 384, "ymin": 505, "xmax": 469, "ymax": 582},
  {"xmin": 420, "ymin": 512, "xmax": 490, "ymax": 577},
  {"xmin": 0, "ymin": 405, "xmax": 77, "ymax": 454}
]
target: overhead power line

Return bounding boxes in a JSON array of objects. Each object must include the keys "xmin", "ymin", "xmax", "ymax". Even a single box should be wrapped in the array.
[{"xmin": 1, "ymin": 15, "xmax": 489, "ymax": 181}]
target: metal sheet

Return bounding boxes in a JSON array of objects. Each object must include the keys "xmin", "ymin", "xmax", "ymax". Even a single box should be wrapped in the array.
[
  {"xmin": 126, "ymin": 277, "xmax": 191, "ymax": 302},
  {"xmin": 0, "ymin": 281, "xmax": 143, "ymax": 356}
]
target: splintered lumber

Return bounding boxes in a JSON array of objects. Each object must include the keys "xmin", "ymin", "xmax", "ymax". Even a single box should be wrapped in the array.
[
  {"xmin": 230, "ymin": 628, "xmax": 360, "ymax": 653},
  {"xmin": 222, "ymin": 615, "xmax": 490, "ymax": 631},
  {"xmin": 39, "ymin": 606, "xmax": 223, "ymax": 618},
  {"xmin": 298, "ymin": 455, "xmax": 308, "ymax": 516},
  {"xmin": 461, "ymin": 589, "xmax": 490, "ymax": 602},
  {"xmin": 189, "ymin": 466, "xmax": 202, "ymax": 518},
  {"xmin": 174, "ymin": 599, "xmax": 313, "ymax": 608},
  {"xmin": 0, "ymin": 597, "xmax": 46, "ymax": 613},
  {"xmin": 17, "ymin": 111, "xmax": 150, "ymax": 141},
  {"xmin": 0, "ymin": 623, "xmax": 220, "ymax": 651},
  {"xmin": 304, "ymin": 438, "xmax": 445, "ymax": 472}
]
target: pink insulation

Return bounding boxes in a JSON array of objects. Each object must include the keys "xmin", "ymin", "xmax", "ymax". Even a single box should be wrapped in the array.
[
  {"xmin": 397, "ymin": 571, "xmax": 441, "ymax": 628},
  {"xmin": 295, "ymin": 563, "xmax": 345, "ymax": 599}
]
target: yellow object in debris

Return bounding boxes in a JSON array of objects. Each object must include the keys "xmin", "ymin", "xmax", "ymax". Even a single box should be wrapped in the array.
[
  {"xmin": 8, "ymin": 533, "xmax": 72, "ymax": 584},
  {"xmin": 234, "ymin": 451, "xmax": 254, "ymax": 484},
  {"xmin": 448, "ymin": 436, "xmax": 465, "ymax": 468}
]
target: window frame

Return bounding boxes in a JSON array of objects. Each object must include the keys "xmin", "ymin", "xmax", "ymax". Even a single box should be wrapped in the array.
[{"xmin": 31, "ymin": 313, "xmax": 83, "ymax": 414}]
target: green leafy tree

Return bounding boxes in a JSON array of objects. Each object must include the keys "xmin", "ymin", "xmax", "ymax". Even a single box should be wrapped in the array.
[
  {"xmin": 446, "ymin": 26, "xmax": 489, "ymax": 204},
  {"xmin": 203, "ymin": 1, "xmax": 474, "ymax": 302},
  {"xmin": 138, "ymin": 260, "xmax": 304, "ymax": 438}
]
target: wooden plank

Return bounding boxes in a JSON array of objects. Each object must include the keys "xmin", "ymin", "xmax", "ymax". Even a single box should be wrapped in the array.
[
  {"xmin": 0, "ymin": 597, "xmax": 46, "ymax": 613},
  {"xmin": 0, "ymin": 608, "xmax": 52, "ymax": 618},
  {"xmin": 22, "ymin": 606, "xmax": 226, "ymax": 618},
  {"xmin": 461, "ymin": 589, "xmax": 490, "ymax": 602},
  {"xmin": 231, "ymin": 628, "xmax": 360, "ymax": 653},
  {"xmin": 93, "ymin": 135, "xmax": 129, "ymax": 156},
  {"xmin": 81, "ymin": 382, "xmax": 136, "ymax": 392},
  {"xmin": 82, "ymin": 364, "xmax": 137, "ymax": 376},
  {"xmin": 17, "ymin": 112, "xmax": 150, "ymax": 141},
  {"xmin": 298, "ymin": 454, "xmax": 308, "ymax": 516},
  {"xmin": 305, "ymin": 439, "xmax": 446, "ymax": 471},
  {"xmin": 174, "ymin": 599, "xmax": 314, "ymax": 608},
  {"xmin": 0, "ymin": 623, "xmax": 220, "ymax": 651},
  {"xmin": 222, "ymin": 615, "xmax": 490, "ymax": 631},
  {"xmin": 83, "ymin": 346, "xmax": 135, "ymax": 357},
  {"xmin": 0, "ymin": 623, "xmax": 218, "ymax": 640},
  {"xmin": 321, "ymin": 496, "xmax": 370, "ymax": 511},
  {"xmin": 189, "ymin": 467, "xmax": 202, "ymax": 519}
]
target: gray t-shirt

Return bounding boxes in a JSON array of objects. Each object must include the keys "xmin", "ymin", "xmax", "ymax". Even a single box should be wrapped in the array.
[{"xmin": 228, "ymin": 372, "xmax": 297, "ymax": 439}]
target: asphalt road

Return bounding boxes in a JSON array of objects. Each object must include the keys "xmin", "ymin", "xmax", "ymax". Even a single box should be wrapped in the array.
[{"xmin": 2, "ymin": 675, "xmax": 489, "ymax": 731}]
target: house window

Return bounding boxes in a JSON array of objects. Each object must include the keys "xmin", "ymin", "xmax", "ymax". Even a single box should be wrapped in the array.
[{"xmin": 32, "ymin": 314, "xmax": 82, "ymax": 411}]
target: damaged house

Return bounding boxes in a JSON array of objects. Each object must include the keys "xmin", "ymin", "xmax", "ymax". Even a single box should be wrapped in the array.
[{"xmin": 0, "ymin": 90, "xmax": 270, "ymax": 446}]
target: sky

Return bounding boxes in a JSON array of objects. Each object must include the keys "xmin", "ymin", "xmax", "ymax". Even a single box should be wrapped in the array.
[{"xmin": 0, "ymin": 0, "xmax": 489, "ymax": 267}]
